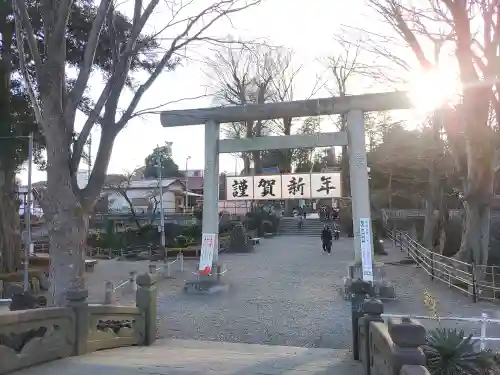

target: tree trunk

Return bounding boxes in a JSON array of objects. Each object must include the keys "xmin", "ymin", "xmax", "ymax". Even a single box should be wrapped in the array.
[
  {"xmin": 43, "ymin": 119, "xmax": 89, "ymax": 305},
  {"xmin": 455, "ymin": 201, "xmax": 490, "ymax": 266},
  {"xmin": 243, "ymin": 154, "xmax": 250, "ymax": 175},
  {"xmin": 423, "ymin": 114, "xmax": 444, "ymax": 250},
  {"xmin": 436, "ymin": 189, "xmax": 449, "ymax": 254},
  {"xmin": 0, "ymin": 168, "xmax": 21, "ymax": 274},
  {"xmin": 422, "ymin": 202, "xmax": 437, "ymax": 249},
  {"xmin": 46, "ymin": 189, "xmax": 89, "ymax": 305},
  {"xmin": 252, "ymin": 150, "xmax": 262, "ymax": 174},
  {"xmin": 341, "ymin": 145, "xmax": 350, "ymax": 197},
  {"xmin": 387, "ymin": 168, "xmax": 393, "ymax": 209},
  {"xmin": 453, "ymin": 101, "xmax": 494, "ymax": 267}
]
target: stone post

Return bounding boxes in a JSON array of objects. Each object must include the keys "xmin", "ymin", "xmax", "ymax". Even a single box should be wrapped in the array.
[
  {"xmin": 350, "ymin": 279, "xmax": 373, "ymax": 360},
  {"xmin": 136, "ymin": 272, "xmax": 157, "ymax": 346},
  {"xmin": 388, "ymin": 317, "xmax": 427, "ymax": 375},
  {"xmin": 104, "ymin": 281, "xmax": 114, "ymax": 304},
  {"xmin": 66, "ymin": 288, "xmax": 89, "ymax": 356},
  {"xmin": 149, "ymin": 264, "xmax": 157, "ymax": 274},
  {"xmin": 359, "ymin": 298, "xmax": 384, "ymax": 375},
  {"xmin": 128, "ymin": 271, "xmax": 138, "ymax": 294}
]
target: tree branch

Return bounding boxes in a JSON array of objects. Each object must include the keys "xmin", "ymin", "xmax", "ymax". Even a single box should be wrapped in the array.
[
  {"xmin": 79, "ymin": 127, "xmax": 118, "ymax": 210},
  {"xmin": 13, "ymin": 0, "xmax": 43, "ymax": 78},
  {"xmin": 70, "ymin": 78, "xmax": 115, "ymax": 175},
  {"xmin": 13, "ymin": 10, "xmax": 42, "ymax": 125},
  {"xmin": 117, "ymin": 0, "xmax": 261, "ymax": 128},
  {"xmin": 67, "ymin": 0, "xmax": 113, "ymax": 113}
]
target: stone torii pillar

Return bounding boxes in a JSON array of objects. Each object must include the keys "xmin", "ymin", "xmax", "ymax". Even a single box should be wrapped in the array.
[
  {"xmin": 347, "ymin": 110, "xmax": 372, "ymax": 279},
  {"xmin": 202, "ymin": 120, "xmax": 220, "ymax": 264}
]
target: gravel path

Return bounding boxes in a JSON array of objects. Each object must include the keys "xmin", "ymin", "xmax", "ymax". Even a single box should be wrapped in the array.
[
  {"xmin": 156, "ymin": 236, "xmax": 357, "ymax": 349},
  {"xmin": 85, "ymin": 235, "xmax": 500, "ymax": 351}
]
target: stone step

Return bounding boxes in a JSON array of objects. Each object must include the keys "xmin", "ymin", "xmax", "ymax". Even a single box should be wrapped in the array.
[{"xmin": 13, "ymin": 339, "xmax": 362, "ymax": 375}]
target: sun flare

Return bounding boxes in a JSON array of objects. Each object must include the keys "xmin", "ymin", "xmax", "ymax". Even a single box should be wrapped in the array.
[{"xmin": 408, "ymin": 68, "xmax": 460, "ymax": 112}]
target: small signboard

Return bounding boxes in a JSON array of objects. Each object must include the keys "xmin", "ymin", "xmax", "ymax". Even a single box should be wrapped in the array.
[
  {"xmin": 359, "ymin": 218, "xmax": 374, "ymax": 282},
  {"xmin": 199, "ymin": 233, "xmax": 217, "ymax": 275}
]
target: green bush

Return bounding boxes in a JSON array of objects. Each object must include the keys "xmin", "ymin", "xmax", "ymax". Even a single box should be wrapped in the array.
[
  {"xmin": 372, "ymin": 228, "xmax": 387, "ymax": 255},
  {"xmin": 175, "ymin": 235, "xmax": 188, "ymax": 248},
  {"xmin": 423, "ymin": 328, "xmax": 495, "ymax": 375},
  {"xmin": 182, "ymin": 224, "xmax": 201, "ymax": 241}
]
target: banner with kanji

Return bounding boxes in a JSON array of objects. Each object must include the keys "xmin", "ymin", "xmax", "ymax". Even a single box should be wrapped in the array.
[{"xmin": 226, "ymin": 173, "xmax": 341, "ymax": 200}]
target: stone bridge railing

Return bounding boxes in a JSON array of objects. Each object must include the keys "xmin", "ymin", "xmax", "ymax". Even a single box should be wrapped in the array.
[
  {"xmin": 352, "ymin": 293, "xmax": 430, "ymax": 375},
  {"xmin": 0, "ymin": 272, "xmax": 157, "ymax": 375}
]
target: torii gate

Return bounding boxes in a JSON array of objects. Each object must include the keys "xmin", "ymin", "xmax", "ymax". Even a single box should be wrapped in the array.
[{"xmin": 160, "ymin": 91, "xmax": 412, "ymax": 289}]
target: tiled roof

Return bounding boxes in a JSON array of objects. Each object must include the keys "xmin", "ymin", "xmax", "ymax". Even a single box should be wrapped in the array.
[{"xmin": 187, "ymin": 176, "xmax": 203, "ymax": 191}]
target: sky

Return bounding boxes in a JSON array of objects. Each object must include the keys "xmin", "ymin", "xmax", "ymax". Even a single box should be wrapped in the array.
[{"xmin": 19, "ymin": 0, "xmax": 426, "ymax": 185}]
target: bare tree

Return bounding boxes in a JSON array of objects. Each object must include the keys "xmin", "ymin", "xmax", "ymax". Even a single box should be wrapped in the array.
[
  {"xmin": 105, "ymin": 171, "xmax": 161, "ymax": 227},
  {"xmin": 105, "ymin": 170, "xmax": 143, "ymax": 228},
  {"xmin": 366, "ymin": 0, "xmax": 499, "ymax": 266},
  {"xmin": 206, "ymin": 42, "xmax": 292, "ymax": 174},
  {"xmin": 12, "ymin": 0, "xmax": 260, "ymax": 304},
  {"xmin": 322, "ymin": 42, "xmax": 365, "ymax": 197}
]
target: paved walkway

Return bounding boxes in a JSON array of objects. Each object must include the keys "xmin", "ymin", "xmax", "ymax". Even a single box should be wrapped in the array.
[{"xmin": 12, "ymin": 339, "xmax": 361, "ymax": 375}]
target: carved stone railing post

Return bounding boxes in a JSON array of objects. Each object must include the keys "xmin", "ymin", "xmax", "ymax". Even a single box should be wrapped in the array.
[
  {"xmin": 104, "ymin": 281, "xmax": 114, "ymax": 304},
  {"xmin": 136, "ymin": 272, "xmax": 157, "ymax": 346},
  {"xmin": 128, "ymin": 271, "xmax": 138, "ymax": 294},
  {"xmin": 350, "ymin": 279, "xmax": 373, "ymax": 360},
  {"xmin": 359, "ymin": 298, "xmax": 384, "ymax": 375},
  {"xmin": 66, "ymin": 288, "xmax": 90, "ymax": 356},
  {"xmin": 388, "ymin": 317, "xmax": 427, "ymax": 375}
]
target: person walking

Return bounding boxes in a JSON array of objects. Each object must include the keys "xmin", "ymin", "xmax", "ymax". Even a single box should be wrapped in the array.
[
  {"xmin": 332, "ymin": 222, "xmax": 340, "ymax": 240},
  {"xmin": 321, "ymin": 224, "xmax": 332, "ymax": 254}
]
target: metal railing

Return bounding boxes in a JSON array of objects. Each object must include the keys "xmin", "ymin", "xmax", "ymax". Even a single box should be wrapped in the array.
[
  {"xmin": 382, "ymin": 209, "xmax": 462, "ymax": 219},
  {"xmin": 382, "ymin": 312, "xmax": 500, "ymax": 351},
  {"xmin": 388, "ymin": 230, "xmax": 500, "ymax": 302},
  {"xmin": 104, "ymin": 258, "xmax": 185, "ymax": 304}
]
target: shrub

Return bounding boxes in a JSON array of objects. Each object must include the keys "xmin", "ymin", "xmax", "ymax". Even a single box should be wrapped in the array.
[
  {"xmin": 424, "ymin": 328, "xmax": 495, "ymax": 375},
  {"xmin": 175, "ymin": 235, "xmax": 188, "ymax": 248},
  {"xmin": 372, "ymin": 229, "xmax": 387, "ymax": 255},
  {"xmin": 182, "ymin": 224, "xmax": 201, "ymax": 241}
]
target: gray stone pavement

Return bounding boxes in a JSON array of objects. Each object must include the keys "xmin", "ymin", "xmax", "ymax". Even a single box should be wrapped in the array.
[{"xmin": 12, "ymin": 339, "xmax": 361, "ymax": 375}]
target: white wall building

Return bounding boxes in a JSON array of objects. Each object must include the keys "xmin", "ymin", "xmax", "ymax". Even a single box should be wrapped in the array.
[{"xmin": 104, "ymin": 178, "xmax": 200, "ymax": 214}]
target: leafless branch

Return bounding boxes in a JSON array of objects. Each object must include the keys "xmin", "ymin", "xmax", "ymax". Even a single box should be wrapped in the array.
[
  {"xmin": 13, "ymin": 10, "xmax": 42, "ymax": 125},
  {"xmin": 128, "ymin": 93, "xmax": 216, "ymax": 120},
  {"xmin": 13, "ymin": 0, "xmax": 42, "ymax": 77},
  {"xmin": 67, "ymin": 0, "xmax": 114, "ymax": 112},
  {"xmin": 116, "ymin": 0, "xmax": 262, "ymax": 129}
]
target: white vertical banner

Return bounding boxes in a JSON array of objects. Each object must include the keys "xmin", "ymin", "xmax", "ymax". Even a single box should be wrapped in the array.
[
  {"xmin": 199, "ymin": 233, "xmax": 217, "ymax": 275},
  {"xmin": 359, "ymin": 218, "xmax": 374, "ymax": 282}
]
